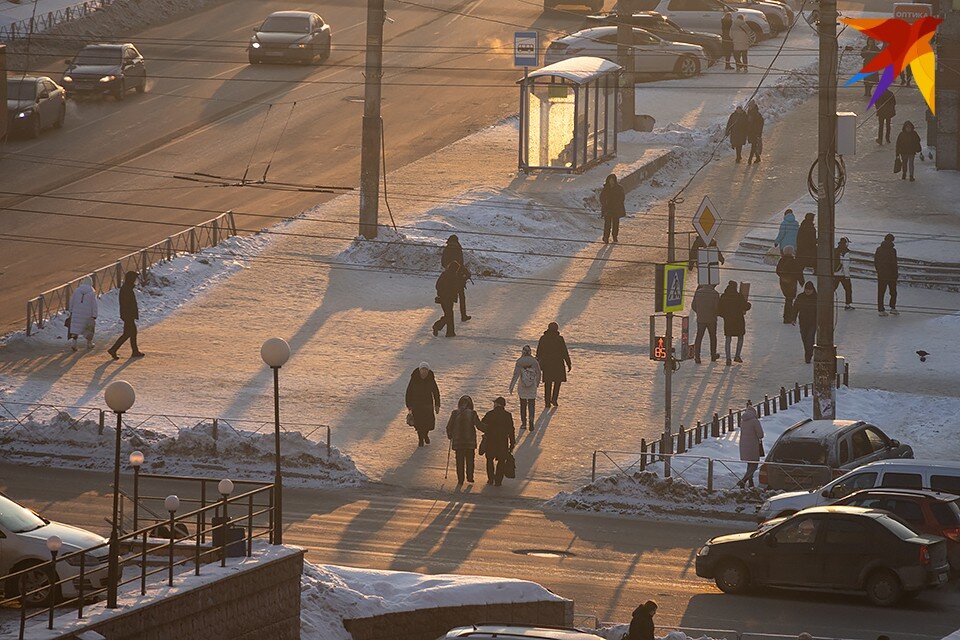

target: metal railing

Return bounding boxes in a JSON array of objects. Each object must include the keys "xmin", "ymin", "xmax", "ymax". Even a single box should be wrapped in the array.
[
  {"xmin": 0, "ymin": 0, "xmax": 116, "ymax": 42},
  {"xmin": 25, "ymin": 211, "xmax": 237, "ymax": 336},
  {"xmin": 1, "ymin": 475, "xmax": 276, "ymax": 639}
]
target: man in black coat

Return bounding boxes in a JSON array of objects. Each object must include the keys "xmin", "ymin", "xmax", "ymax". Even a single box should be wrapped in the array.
[
  {"xmin": 441, "ymin": 235, "xmax": 471, "ymax": 321},
  {"xmin": 108, "ymin": 271, "xmax": 145, "ymax": 360},
  {"xmin": 720, "ymin": 9, "xmax": 734, "ymax": 70},
  {"xmin": 726, "ymin": 106, "xmax": 748, "ymax": 163},
  {"xmin": 794, "ymin": 282, "xmax": 818, "ymax": 363},
  {"xmin": 627, "ymin": 600, "xmax": 657, "ymax": 640},
  {"xmin": 874, "ymin": 233, "xmax": 899, "ymax": 316},
  {"xmin": 775, "ymin": 247, "xmax": 805, "ymax": 324},
  {"xmin": 536, "ymin": 322, "xmax": 571, "ymax": 408},
  {"xmin": 479, "ymin": 397, "xmax": 516, "ymax": 486},
  {"xmin": 795, "ymin": 212, "xmax": 817, "ymax": 271},
  {"xmin": 876, "ymin": 89, "xmax": 896, "ymax": 144},
  {"xmin": 406, "ymin": 363, "xmax": 441, "ymax": 447},
  {"xmin": 746, "ymin": 100, "xmax": 764, "ymax": 164},
  {"xmin": 432, "ymin": 262, "xmax": 461, "ymax": 337}
]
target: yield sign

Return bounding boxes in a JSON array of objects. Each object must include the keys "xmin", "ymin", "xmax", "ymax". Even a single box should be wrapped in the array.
[{"xmin": 693, "ymin": 196, "xmax": 722, "ymax": 245}]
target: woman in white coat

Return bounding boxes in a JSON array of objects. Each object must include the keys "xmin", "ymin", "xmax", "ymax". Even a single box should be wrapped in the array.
[
  {"xmin": 508, "ymin": 345, "xmax": 542, "ymax": 431},
  {"xmin": 67, "ymin": 277, "xmax": 98, "ymax": 351},
  {"xmin": 731, "ymin": 15, "xmax": 752, "ymax": 73}
]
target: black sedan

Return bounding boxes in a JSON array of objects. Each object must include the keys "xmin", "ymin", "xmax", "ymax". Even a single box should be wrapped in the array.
[
  {"xmin": 696, "ymin": 506, "xmax": 950, "ymax": 606},
  {"xmin": 62, "ymin": 43, "xmax": 147, "ymax": 100},
  {"xmin": 248, "ymin": 11, "xmax": 332, "ymax": 65},
  {"xmin": 586, "ymin": 11, "xmax": 723, "ymax": 64},
  {"xmin": 6, "ymin": 76, "xmax": 66, "ymax": 138}
]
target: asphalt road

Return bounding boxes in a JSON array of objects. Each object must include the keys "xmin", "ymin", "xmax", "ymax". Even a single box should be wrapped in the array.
[
  {"xmin": 0, "ymin": 0, "xmax": 594, "ymax": 332},
  {"xmin": 2, "ymin": 463, "xmax": 956, "ymax": 639}
]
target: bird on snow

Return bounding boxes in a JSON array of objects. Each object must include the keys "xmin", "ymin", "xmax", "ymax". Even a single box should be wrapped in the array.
[{"xmin": 917, "ymin": 350, "xmax": 929, "ymax": 362}]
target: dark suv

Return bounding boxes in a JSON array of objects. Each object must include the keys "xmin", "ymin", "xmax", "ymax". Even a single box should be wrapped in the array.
[
  {"xmin": 62, "ymin": 43, "xmax": 146, "ymax": 99},
  {"xmin": 696, "ymin": 506, "xmax": 950, "ymax": 606},
  {"xmin": 838, "ymin": 489, "xmax": 960, "ymax": 571}
]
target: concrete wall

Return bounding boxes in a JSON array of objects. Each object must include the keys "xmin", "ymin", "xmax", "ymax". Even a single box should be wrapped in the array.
[
  {"xmin": 68, "ymin": 549, "xmax": 303, "ymax": 640},
  {"xmin": 343, "ymin": 599, "xmax": 574, "ymax": 640}
]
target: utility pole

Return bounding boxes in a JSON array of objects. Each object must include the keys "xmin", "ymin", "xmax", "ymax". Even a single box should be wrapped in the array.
[
  {"xmin": 936, "ymin": 10, "xmax": 959, "ymax": 170},
  {"xmin": 617, "ymin": 0, "xmax": 637, "ymax": 131},
  {"xmin": 359, "ymin": 0, "xmax": 385, "ymax": 239},
  {"xmin": 663, "ymin": 199, "xmax": 677, "ymax": 475},
  {"xmin": 813, "ymin": 0, "xmax": 838, "ymax": 419}
]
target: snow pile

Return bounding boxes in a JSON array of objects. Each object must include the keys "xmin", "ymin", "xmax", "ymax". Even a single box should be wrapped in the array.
[
  {"xmin": 300, "ymin": 563, "xmax": 567, "ymax": 640},
  {"xmin": 337, "ymin": 187, "xmax": 594, "ymax": 278},
  {"xmin": 546, "ymin": 471, "xmax": 771, "ymax": 520},
  {"xmin": 0, "ymin": 413, "xmax": 366, "ymax": 487}
]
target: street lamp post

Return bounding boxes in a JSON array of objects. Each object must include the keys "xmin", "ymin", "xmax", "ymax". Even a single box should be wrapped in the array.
[
  {"xmin": 129, "ymin": 451, "xmax": 144, "ymax": 532},
  {"xmin": 104, "ymin": 380, "xmax": 135, "ymax": 609},
  {"xmin": 260, "ymin": 338, "xmax": 290, "ymax": 545},
  {"xmin": 164, "ymin": 495, "xmax": 179, "ymax": 587},
  {"xmin": 218, "ymin": 479, "xmax": 234, "ymax": 567},
  {"xmin": 45, "ymin": 536, "xmax": 62, "ymax": 630}
]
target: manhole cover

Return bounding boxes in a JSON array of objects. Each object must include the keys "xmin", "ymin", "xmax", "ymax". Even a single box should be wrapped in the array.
[{"xmin": 512, "ymin": 549, "xmax": 575, "ymax": 559}]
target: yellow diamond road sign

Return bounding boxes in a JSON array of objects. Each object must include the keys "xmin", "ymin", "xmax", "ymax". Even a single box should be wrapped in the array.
[{"xmin": 693, "ymin": 196, "xmax": 722, "ymax": 245}]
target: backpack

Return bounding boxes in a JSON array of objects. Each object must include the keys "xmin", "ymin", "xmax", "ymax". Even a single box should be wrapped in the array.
[{"xmin": 521, "ymin": 366, "xmax": 537, "ymax": 387}]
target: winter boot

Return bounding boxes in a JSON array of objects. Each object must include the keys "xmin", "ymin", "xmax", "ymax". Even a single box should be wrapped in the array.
[
  {"xmin": 734, "ymin": 356, "xmax": 743, "ymax": 363},
  {"xmin": 726, "ymin": 358, "xmax": 732, "ymax": 366},
  {"xmin": 890, "ymin": 309, "xmax": 899, "ymax": 316},
  {"xmin": 879, "ymin": 311, "xmax": 889, "ymax": 317},
  {"xmin": 695, "ymin": 356, "xmax": 702, "ymax": 364}
]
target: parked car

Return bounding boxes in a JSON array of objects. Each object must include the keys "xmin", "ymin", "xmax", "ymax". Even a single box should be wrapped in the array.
[
  {"xmin": 62, "ymin": 43, "xmax": 146, "ymax": 99},
  {"xmin": 544, "ymin": 26, "xmax": 708, "ymax": 78},
  {"xmin": 696, "ymin": 506, "xmax": 950, "ymax": 606},
  {"xmin": 441, "ymin": 625, "xmax": 599, "ymax": 639},
  {"xmin": 837, "ymin": 489, "xmax": 960, "ymax": 571},
  {"xmin": 759, "ymin": 419, "xmax": 913, "ymax": 491},
  {"xmin": 0, "ymin": 493, "xmax": 109, "ymax": 606},
  {"xmin": 6, "ymin": 76, "xmax": 66, "ymax": 138},
  {"xmin": 586, "ymin": 11, "xmax": 723, "ymax": 63},
  {"xmin": 545, "ymin": 0, "xmax": 604, "ymax": 10},
  {"xmin": 248, "ymin": 11, "xmax": 332, "ymax": 65},
  {"xmin": 615, "ymin": 0, "xmax": 771, "ymax": 44},
  {"xmin": 722, "ymin": 0, "xmax": 792, "ymax": 31},
  {"xmin": 758, "ymin": 460, "xmax": 960, "ymax": 521}
]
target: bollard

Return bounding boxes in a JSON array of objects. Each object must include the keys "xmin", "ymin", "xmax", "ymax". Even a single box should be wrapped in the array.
[
  {"xmin": 794, "ymin": 382, "xmax": 801, "ymax": 404},
  {"xmin": 212, "ymin": 418, "xmax": 218, "ymax": 454},
  {"xmin": 688, "ymin": 429, "xmax": 693, "ymax": 450},
  {"xmin": 711, "ymin": 413, "xmax": 720, "ymax": 438},
  {"xmin": 677, "ymin": 425, "xmax": 686, "ymax": 454},
  {"xmin": 326, "ymin": 425, "xmax": 331, "ymax": 458},
  {"xmin": 640, "ymin": 438, "xmax": 647, "ymax": 471},
  {"xmin": 98, "ymin": 410, "xmax": 105, "ymax": 436},
  {"xmin": 804, "ymin": 384, "xmax": 810, "ymax": 398},
  {"xmin": 695, "ymin": 420, "xmax": 702, "ymax": 444},
  {"xmin": 764, "ymin": 395, "xmax": 770, "ymax": 416},
  {"xmin": 736, "ymin": 410, "xmax": 742, "ymax": 429},
  {"xmin": 728, "ymin": 408, "xmax": 734, "ymax": 432},
  {"xmin": 779, "ymin": 386, "xmax": 787, "ymax": 410},
  {"xmin": 591, "ymin": 451, "xmax": 597, "ymax": 482},
  {"xmin": 707, "ymin": 458, "xmax": 714, "ymax": 492},
  {"xmin": 844, "ymin": 362, "xmax": 850, "ymax": 387}
]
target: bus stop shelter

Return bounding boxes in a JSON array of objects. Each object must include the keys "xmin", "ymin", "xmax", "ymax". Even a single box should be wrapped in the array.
[{"xmin": 518, "ymin": 56, "xmax": 621, "ymax": 173}]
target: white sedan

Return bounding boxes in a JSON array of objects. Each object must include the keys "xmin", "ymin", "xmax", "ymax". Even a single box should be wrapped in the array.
[
  {"xmin": 0, "ymin": 493, "xmax": 109, "ymax": 606},
  {"xmin": 544, "ymin": 26, "xmax": 709, "ymax": 78},
  {"xmin": 619, "ymin": 0, "xmax": 772, "ymax": 44}
]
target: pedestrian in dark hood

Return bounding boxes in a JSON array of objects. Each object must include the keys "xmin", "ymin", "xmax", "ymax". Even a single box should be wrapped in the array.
[
  {"xmin": 776, "ymin": 246, "xmax": 805, "ymax": 324},
  {"xmin": 833, "ymin": 236, "xmax": 854, "ymax": 310},
  {"xmin": 600, "ymin": 174, "xmax": 626, "ymax": 244},
  {"xmin": 536, "ymin": 322, "xmax": 571, "ymax": 408},
  {"xmin": 479, "ymin": 397, "xmax": 515, "ymax": 486},
  {"xmin": 627, "ymin": 600, "xmax": 657, "ymax": 640},
  {"xmin": 726, "ymin": 105, "xmax": 748, "ymax": 163},
  {"xmin": 442, "ymin": 235, "xmax": 472, "ymax": 322},
  {"xmin": 876, "ymin": 89, "xmax": 896, "ymax": 144},
  {"xmin": 794, "ymin": 281, "xmax": 818, "ymax": 363},
  {"xmin": 108, "ymin": 271, "xmax": 144, "ymax": 360},
  {"xmin": 432, "ymin": 262, "xmax": 461, "ymax": 337},
  {"xmin": 441, "ymin": 235, "xmax": 463, "ymax": 269},
  {"xmin": 795, "ymin": 212, "xmax": 817, "ymax": 271},
  {"xmin": 718, "ymin": 280, "xmax": 750, "ymax": 365},
  {"xmin": 692, "ymin": 283, "xmax": 720, "ymax": 364},
  {"xmin": 874, "ymin": 233, "xmax": 899, "ymax": 316},
  {"xmin": 896, "ymin": 121, "xmax": 921, "ymax": 182},
  {"xmin": 746, "ymin": 100, "xmax": 763, "ymax": 164},
  {"xmin": 405, "ymin": 362, "xmax": 441, "ymax": 447},
  {"xmin": 446, "ymin": 395, "xmax": 481, "ymax": 485}
]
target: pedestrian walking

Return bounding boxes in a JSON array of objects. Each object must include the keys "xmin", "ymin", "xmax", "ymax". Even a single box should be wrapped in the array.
[
  {"xmin": 731, "ymin": 15, "xmax": 751, "ymax": 72},
  {"xmin": 626, "ymin": 600, "xmax": 657, "ymax": 640},
  {"xmin": 692, "ymin": 283, "xmax": 720, "ymax": 364},
  {"xmin": 718, "ymin": 280, "xmax": 751, "ymax": 365},
  {"xmin": 874, "ymin": 233, "xmax": 899, "ymax": 317},
  {"xmin": 794, "ymin": 281, "xmax": 818, "ymax": 363},
  {"xmin": 536, "ymin": 322, "xmax": 572, "ymax": 408},
  {"xmin": 796, "ymin": 212, "xmax": 817, "ymax": 271},
  {"xmin": 833, "ymin": 236, "xmax": 854, "ymax": 310},
  {"xmin": 746, "ymin": 99, "xmax": 763, "ymax": 164},
  {"xmin": 725, "ymin": 105, "xmax": 748, "ymax": 163},
  {"xmin": 442, "ymin": 235, "xmax": 472, "ymax": 322},
  {"xmin": 899, "ymin": 66, "xmax": 912, "ymax": 87},
  {"xmin": 479, "ymin": 397, "xmax": 516, "ymax": 486},
  {"xmin": 860, "ymin": 40, "xmax": 879, "ymax": 97},
  {"xmin": 509, "ymin": 345, "xmax": 542, "ymax": 431},
  {"xmin": 895, "ymin": 121, "xmax": 921, "ymax": 182},
  {"xmin": 876, "ymin": 89, "xmax": 896, "ymax": 144},
  {"xmin": 67, "ymin": 277, "xmax": 98, "ymax": 352},
  {"xmin": 774, "ymin": 209, "xmax": 799, "ymax": 254},
  {"xmin": 599, "ymin": 174, "xmax": 626, "ymax": 244},
  {"xmin": 405, "ymin": 362, "xmax": 441, "ymax": 447},
  {"xmin": 432, "ymin": 261, "xmax": 461, "ymax": 337},
  {"xmin": 776, "ymin": 246, "xmax": 805, "ymax": 324},
  {"xmin": 446, "ymin": 395, "xmax": 481, "ymax": 485},
  {"xmin": 108, "ymin": 271, "xmax": 144, "ymax": 360},
  {"xmin": 687, "ymin": 237, "xmax": 725, "ymax": 271},
  {"xmin": 736, "ymin": 402, "xmax": 763, "ymax": 488},
  {"xmin": 720, "ymin": 8, "xmax": 734, "ymax": 70}
]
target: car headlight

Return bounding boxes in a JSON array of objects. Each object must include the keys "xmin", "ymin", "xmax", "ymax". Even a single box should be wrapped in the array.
[
  {"xmin": 17, "ymin": 109, "xmax": 33, "ymax": 118},
  {"xmin": 62, "ymin": 75, "xmax": 73, "ymax": 83},
  {"xmin": 292, "ymin": 43, "xmax": 306, "ymax": 48},
  {"xmin": 697, "ymin": 545, "xmax": 710, "ymax": 556},
  {"xmin": 251, "ymin": 41, "xmax": 261, "ymax": 49},
  {"xmin": 65, "ymin": 551, "xmax": 107, "ymax": 567},
  {"xmin": 99, "ymin": 75, "xmax": 116, "ymax": 83}
]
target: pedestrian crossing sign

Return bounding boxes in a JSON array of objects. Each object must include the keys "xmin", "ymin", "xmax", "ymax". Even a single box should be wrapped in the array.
[{"xmin": 655, "ymin": 263, "xmax": 686, "ymax": 313}]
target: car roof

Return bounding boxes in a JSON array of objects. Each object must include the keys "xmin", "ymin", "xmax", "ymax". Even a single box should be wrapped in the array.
[
  {"xmin": 563, "ymin": 26, "xmax": 654, "ymax": 39},
  {"xmin": 80, "ymin": 43, "xmax": 128, "ymax": 50},
  {"xmin": 844, "ymin": 488, "xmax": 960, "ymax": 502},
  {"xmin": 856, "ymin": 459, "xmax": 960, "ymax": 471},
  {"xmin": 445, "ymin": 625, "xmax": 595, "ymax": 639},
  {"xmin": 780, "ymin": 419, "xmax": 863, "ymax": 441},
  {"xmin": 7, "ymin": 76, "xmax": 43, "ymax": 83},
  {"xmin": 266, "ymin": 10, "xmax": 315, "ymax": 17}
]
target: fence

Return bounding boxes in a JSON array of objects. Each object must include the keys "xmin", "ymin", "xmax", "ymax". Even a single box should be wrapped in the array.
[
  {"xmin": 25, "ymin": 210, "xmax": 237, "ymax": 336},
  {"xmin": 0, "ymin": 473, "xmax": 276, "ymax": 639},
  {"xmin": 0, "ymin": 0, "xmax": 116, "ymax": 42},
  {"xmin": 589, "ymin": 367, "xmax": 849, "ymax": 483}
]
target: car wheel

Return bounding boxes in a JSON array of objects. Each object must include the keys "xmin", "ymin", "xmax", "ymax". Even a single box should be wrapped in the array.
[
  {"xmin": 136, "ymin": 77, "xmax": 146, "ymax": 93},
  {"xmin": 114, "ymin": 79, "xmax": 126, "ymax": 101},
  {"xmin": 675, "ymin": 55, "xmax": 700, "ymax": 78},
  {"xmin": 16, "ymin": 564, "xmax": 60, "ymax": 607},
  {"xmin": 865, "ymin": 569, "xmax": 902, "ymax": 606},
  {"xmin": 27, "ymin": 114, "xmax": 41, "ymax": 139},
  {"xmin": 748, "ymin": 24, "xmax": 763, "ymax": 46},
  {"xmin": 323, "ymin": 38, "xmax": 332, "ymax": 61},
  {"xmin": 53, "ymin": 105, "xmax": 65, "ymax": 129},
  {"xmin": 714, "ymin": 559, "xmax": 750, "ymax": 594}
]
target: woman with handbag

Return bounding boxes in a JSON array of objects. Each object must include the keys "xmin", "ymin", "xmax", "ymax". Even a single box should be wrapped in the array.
[
  {"xmin": 405, "ymin": 362, "xmax": 440, "ymax": 448},
  {"xmin": 737, "ymin": 402, "xmax": 764, "ymax": 488}
]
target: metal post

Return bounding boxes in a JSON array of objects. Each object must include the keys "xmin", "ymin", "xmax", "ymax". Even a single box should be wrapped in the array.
[
  {"xmin": 47, "ymin": 550, "xmax": 58, "ymax": 629},
  {"xmin": 220, "ymin": 493, "xmax": 228, "ymax": 567},
  {"xmin": 247, "ymin": 494, "xmax": 254, "ymax": 557},
  {"xmin": 273, "ymin": 366, "xmax": 283, "ymax": 544},
  {"xmin": 616, "ymin": 0, "xmax": 637, "ymax": 131},
  {"xmin": 200, "ymin": 481, "xmax": 207, "ymax": 544},
  {"xmin": 814, "ymin": 0, "xmax": 838, "ymax": 420},
  {"xmin": 98, "ymin": 410, "xmax": 104, "ymax": 436},
  {"xmin": 327, "ymin": 425, "xmax": 331, "ymax": 458},
  {"xmin": 167, "ymin": 510, "xmax": 175, "ymax": 587},
  {"xmin": 707, "ymin": 458, "xmax": 714, "ymax": 492},
  {"xmin": 195, "ymin": 511, "xmax": 201, "ymax": 576},
  {"xmin": 639, "ymin": 438, "xmax": 646, "ymax": 471},
  {"xmin": 664, "ymin": 199, "xmax": 676, "ymax": 476},
  {"xmin": 107, "ymin": 411, "xmax": 122, "ymax": 608},
  {"xmin": 728, "ymin": 409, "xmax": 734, "ymax": 431},
  {"xmin": 132, "ymin": 465, "xmax": 139, "ymax": 532},
  {"xmin": 359, "ymin": 0, "xmax": 385, "ymax": 239},
  {"xmin": 77, "ymin": 553, "xmax": 84, "ymax": 619},
  {"xmin": 591, "ymin": 451, "xmax": 597, "ymax": 482},
  {"xmin": 140, "ymin": 530, "xmax": 147, "ymax": 595}
]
